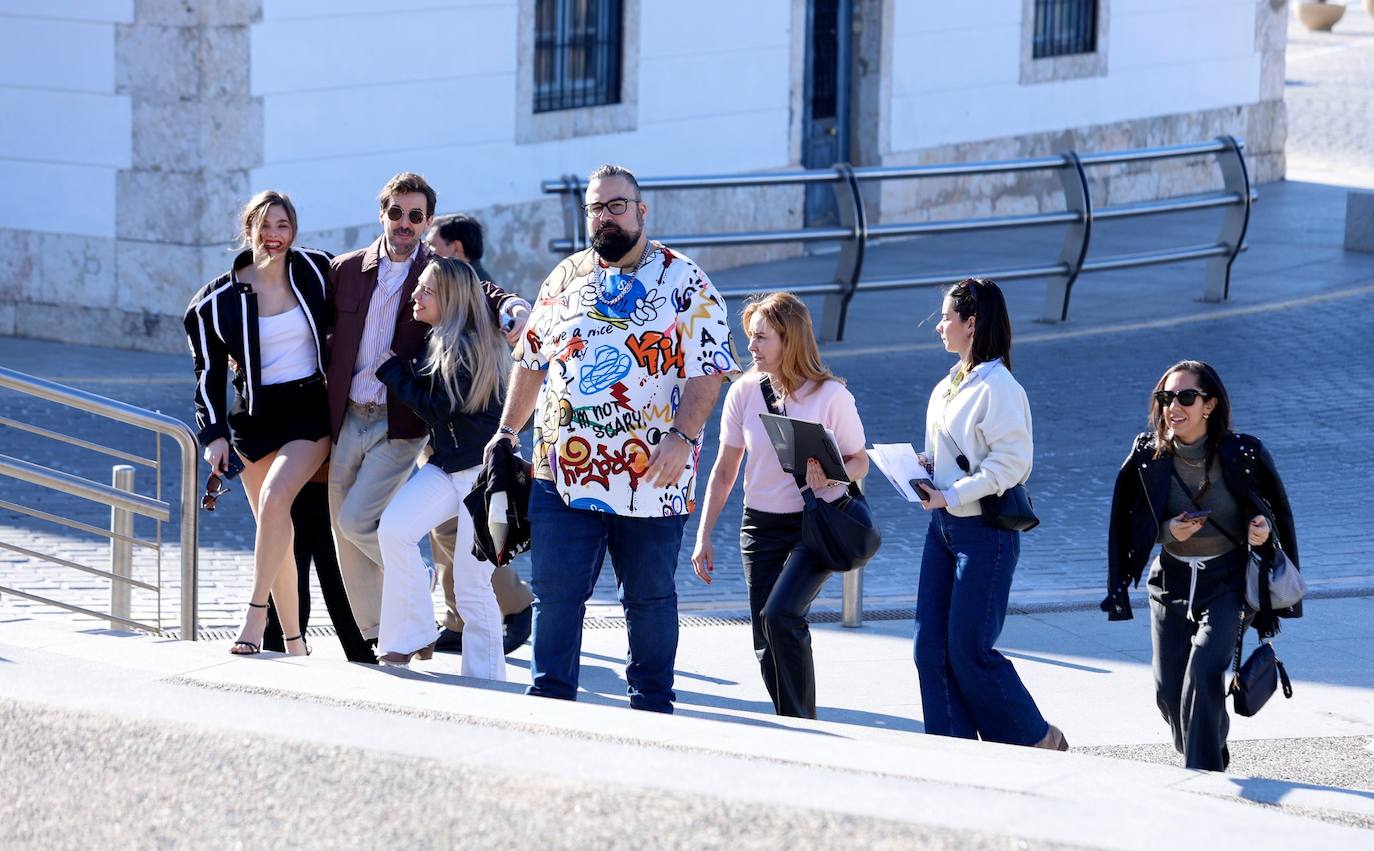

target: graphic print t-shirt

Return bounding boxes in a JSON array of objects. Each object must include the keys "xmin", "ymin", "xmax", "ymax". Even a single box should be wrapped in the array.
[{"xmin": 515, "ymin": 244, "xmax": 739, "ymax": 517}]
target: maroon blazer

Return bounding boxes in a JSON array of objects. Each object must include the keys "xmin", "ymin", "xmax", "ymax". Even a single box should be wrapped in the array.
[{"xmin": 326, "ymin": 236, "xmax": 519, "ymax": 442}]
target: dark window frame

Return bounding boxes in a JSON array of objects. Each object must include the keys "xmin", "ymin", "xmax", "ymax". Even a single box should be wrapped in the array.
[
  {"xmin": 1032, "ymin": 0, "xmax": 1098, "ymax": 59},
  {"xmin": 533, "ymin": 0, "xmax": 624, "ymax": 113}
]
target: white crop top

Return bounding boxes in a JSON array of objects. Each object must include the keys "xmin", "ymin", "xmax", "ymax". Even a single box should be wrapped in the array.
[{"xmin": 258, "ymin": 305, "xmax": 316, "ymax": 385}]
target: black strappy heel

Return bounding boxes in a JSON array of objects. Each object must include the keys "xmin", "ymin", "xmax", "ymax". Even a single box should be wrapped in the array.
[
  {"xmin": 283, "ymin": 633, "xmax": 312, "ymax": 657},
  {"xmin": 230, "ymin": 601, "xmax": 269, "ymax": 655}
]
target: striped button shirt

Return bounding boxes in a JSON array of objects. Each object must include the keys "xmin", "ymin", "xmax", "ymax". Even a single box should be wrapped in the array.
[{"xmin": 349, "ymin": 249, "xmax": 416, "ymax": 406}]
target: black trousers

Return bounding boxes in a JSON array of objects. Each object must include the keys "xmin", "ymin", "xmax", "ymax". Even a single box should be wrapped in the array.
[
  {"xmin": 263, "ymin": 480, "xmax": 374, "ymax": 663},
  {"xmin": 739, "ymin": 508, "xmax": 832, "ymax": 719},
  {"xmin": 1148, "ymin": 550, "xmax": 1251, "ymax": 771}
]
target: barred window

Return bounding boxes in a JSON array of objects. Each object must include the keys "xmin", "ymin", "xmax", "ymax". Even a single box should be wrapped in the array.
[
  {"xmin": 1032, "ymin": 0, "xmax": 1098, "ymax": 59},
  {"xmin": 533, "ymin": 0, "xmax": 624, "ymax": 113}
]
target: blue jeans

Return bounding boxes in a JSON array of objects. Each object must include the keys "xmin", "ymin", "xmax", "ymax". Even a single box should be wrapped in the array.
[
  {"xmin": 526, "ymin": 479, "xmax": 688, "ymax": 713},
  {"xmin": 914, "ymin": 509, "xmax": 1049, "ymax": 745}
]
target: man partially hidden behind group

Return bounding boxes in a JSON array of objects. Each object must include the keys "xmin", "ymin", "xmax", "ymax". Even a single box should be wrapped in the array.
[
  {"xmin": 488, "ymin": 164, "xmax": 740, "ymax": 713},
  {"xmin": 327, "ymin": 173, "xmax": 530, "ymax": 654}
]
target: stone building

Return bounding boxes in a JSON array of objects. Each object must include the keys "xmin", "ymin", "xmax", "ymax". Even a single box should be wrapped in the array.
[{"xmin": 0, "ymin": 0, "xmax": 1287, "ymax": 352}]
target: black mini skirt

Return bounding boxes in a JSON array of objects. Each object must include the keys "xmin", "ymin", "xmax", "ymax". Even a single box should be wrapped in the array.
[{"xmin": 228, "ymin": 373, "xmax": 330, "ymax": 462}]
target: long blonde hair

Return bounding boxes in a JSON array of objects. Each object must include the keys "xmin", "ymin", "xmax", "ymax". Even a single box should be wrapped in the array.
[
  {"xmin": 420, "ymin": 257, "xmax": 508, "ymax": 414},
  {"xmin": 741, "ymin": 292, "xmax": 839, "ymax": 398}
]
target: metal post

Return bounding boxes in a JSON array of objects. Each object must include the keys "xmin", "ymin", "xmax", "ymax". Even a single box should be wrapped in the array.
[
  {"xmin": 109, "ymin": 465, "xmax": 134, "ymax": 628},
  {"xmin": 179, "ymin": 434, "xmax": 199, "ymax": 640},
  {"xmin": 821, "ymin": 163, "xmax": 868, "ymax": 341},
  {"xmin": 1042, "ymin": 151, "xmax": 1093, "ymax": 322},
  {"xmin": 841, "ymin": 476, "xmax": 865, "ymax": 627},
  {"xmin": 1204, "ymin": 135, "xmax": 1251, "ymax": 303},
  {"xmin": 841, "ymin": 569, "xmax": 863, "ymax": 628}
]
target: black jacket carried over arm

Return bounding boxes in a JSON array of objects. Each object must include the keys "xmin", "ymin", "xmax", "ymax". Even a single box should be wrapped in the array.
[
  {"xmin": 463, "ymin": 439, "xmax": 533, "ymax": 567},
  {"xmin": 375, "ymin": 347, "xmax": 500, "ymax": 473},
  {"xmin": 1103, "ymin": 430, "xmax": 1300, "ymax": 633}
]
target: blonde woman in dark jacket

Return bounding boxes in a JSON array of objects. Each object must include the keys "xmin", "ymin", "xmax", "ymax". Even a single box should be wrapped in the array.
[
  {"xmin": 373, "ymin": 257, "xmax": 507, "ymax": 679},
  {"xmin": 184, "ymin": 190, "xmax": 332, "ymax": 656}
]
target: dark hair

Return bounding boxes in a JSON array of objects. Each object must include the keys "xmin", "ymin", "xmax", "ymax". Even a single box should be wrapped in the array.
[
  {"xmin": 433, "ymin": 214, "xmax": 484, "ymax": 261},
  {"xmin": 378, "ymin": 172, "xmax": 437, "ymax": 218},
  {"xmin": 945, "ymin": 278, "xmax": 1013, "ymax": 370},
  {"xmin": 1149, "ymin": 360, "xmax": 1232, "ymax": 498},
  {"xmin": 587, "ymin": 163, "xmax": 641, "ymax": 198}
]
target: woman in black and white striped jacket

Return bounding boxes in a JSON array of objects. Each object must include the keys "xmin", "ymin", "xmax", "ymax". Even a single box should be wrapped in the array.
[{"xmin": 184, "ymin": 190, "xmax": 333, "ymax": 657}]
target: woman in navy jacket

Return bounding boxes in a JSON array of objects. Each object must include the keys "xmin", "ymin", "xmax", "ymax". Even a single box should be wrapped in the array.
[
  {"xmin": 1102, "ymin": 360, "xmax": 1300, "ymax": 771},
  {"xmin": 184, "ymin": 190, "xmax": 333, "ymax": 656},
  {"xmin": 373, "ymin": 257, "xmax": 507, "ymax": 679}
]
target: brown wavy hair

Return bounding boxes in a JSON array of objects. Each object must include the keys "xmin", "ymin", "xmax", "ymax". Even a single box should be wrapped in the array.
[
  {"xmin": 741, "ymin": 292, "xmax": 840, "ymax": 399},
  {"xmin": 1149, "ymin": 360, "xmax": 1232, "ymax": 500}
]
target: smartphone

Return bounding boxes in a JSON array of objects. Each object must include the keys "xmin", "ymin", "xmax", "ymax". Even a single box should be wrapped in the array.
[
  {"xmin": 219, "ymin": 451, "xmax": 245, "ymax": 481},
  {"xmin": 1181, "ymin": 508, "xmax": 1212, "ymax": 521},
  {"xmin": 909, "ymin": 478, "xmax": 935, "ymax": 502}
]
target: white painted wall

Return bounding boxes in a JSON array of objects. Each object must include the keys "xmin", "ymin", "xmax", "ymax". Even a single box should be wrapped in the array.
[
  {"xmin": 251, "ymin": 0, "xmax": 795, "ymax": 232},
  {"xmin": 0, "ymin": 3, "xmax": 133, "ymax": 238},
  {"xmin": 886, "ymin": 0, "xmax": 1261, "ymax": 154}
]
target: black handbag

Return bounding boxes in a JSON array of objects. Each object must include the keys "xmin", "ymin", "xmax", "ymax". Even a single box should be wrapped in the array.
[
  {"xmin": 1229, "ymin": 639, "xmax": 1293, "ymax": 717},
  {"xmin": 800, "ymin": 483, "xmax": 882, "ymax": 572},
  {"xmin": 934, "ymin": 422, "xmax": 1038, "ymax": 532},
  {"xmin": 760, "ymin": 377, "xmax": 881, "ymax": 573}
]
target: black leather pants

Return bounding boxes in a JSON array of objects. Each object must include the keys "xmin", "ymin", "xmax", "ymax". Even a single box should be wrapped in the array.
[{"xmin": 740, "ymin": 508, "xmax": 832, "ymax": 719}]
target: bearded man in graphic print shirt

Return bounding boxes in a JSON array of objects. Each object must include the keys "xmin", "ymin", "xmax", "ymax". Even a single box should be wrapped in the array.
[{"xmin": 486, "ymin": 163, "xmax": 739, "ymax": 713}]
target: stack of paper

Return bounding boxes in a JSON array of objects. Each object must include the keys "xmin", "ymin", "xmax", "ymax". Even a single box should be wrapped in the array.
[{"xmin": 866, "ymin": 443, "xmax": 928, "ymax": 503}]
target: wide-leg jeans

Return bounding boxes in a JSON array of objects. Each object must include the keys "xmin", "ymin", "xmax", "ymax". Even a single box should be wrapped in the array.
[
  {"xmin": 914, "ymin": 509, "xmax": 1049, "ymax": 745},
  {"xmin": 526, "ymin": 479, "xmax": 687, "ymax": 713}
]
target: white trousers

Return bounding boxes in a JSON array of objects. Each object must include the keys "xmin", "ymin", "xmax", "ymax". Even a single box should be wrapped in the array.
[{"xmin": 377, "ymin": 463, "xmax": 506, "ymax": 682}]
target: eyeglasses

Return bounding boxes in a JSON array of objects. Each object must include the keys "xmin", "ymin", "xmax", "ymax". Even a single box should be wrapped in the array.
[
  {"xmin": 201, "ymin": 474, "xmax": 232, "ymax": 511},
  {"xmin": 386, "ymin": 206, "xmax": 427, "ymax": 224},
  {"xmin": 1154, "ymin": 389, "xmax": 1210, "ymax": 407},
  {"xmin": 581, "ymin": 198, "xmax": 638, "ymax": 218}
]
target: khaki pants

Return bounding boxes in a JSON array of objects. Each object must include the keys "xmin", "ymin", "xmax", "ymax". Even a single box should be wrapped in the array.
[
  {"xmin": 431, "ymin": 522, "xmax": 535, "ymax": 630},
  {"xmin": 328, "ymin": 404, "xmax": 427, "ymax": 639}
]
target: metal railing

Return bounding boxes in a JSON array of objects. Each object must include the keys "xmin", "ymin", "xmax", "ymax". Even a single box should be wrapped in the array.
[
  {"xmin": 542, "ymin": 136, "xmax": 1253, "ymax": 340},
  {"xmin": 0, "ymin": 366, "xmax": 199, "ymax": 638}
]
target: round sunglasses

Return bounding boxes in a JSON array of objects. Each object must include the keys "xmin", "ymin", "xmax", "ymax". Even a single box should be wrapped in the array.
[
  {"xmin": 1154, "ymin": 389, "xmax": 1210, "ymax": 407},
  {"xmin": 386, "ymin": 205, "xmax": 427, "ymax": 224}
]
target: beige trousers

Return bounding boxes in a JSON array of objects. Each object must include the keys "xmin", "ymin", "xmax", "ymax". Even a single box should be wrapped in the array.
[{"xmin": 328, "ymin": 404, "xmax": 427, "ymax": 639}]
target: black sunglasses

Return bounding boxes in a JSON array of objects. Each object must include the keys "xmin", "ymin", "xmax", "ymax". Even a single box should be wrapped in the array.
[
  {"xmin": 386, "ymin": 206, "xmax": 427, "ymax": 224},
  {"xmin": 1154, "ymin": 389, "xmax": 1210, "ymax": 407}
]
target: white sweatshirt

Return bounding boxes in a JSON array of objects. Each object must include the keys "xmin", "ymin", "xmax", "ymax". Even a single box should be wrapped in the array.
[{"xmin": 922, "ymin": 358, "xmax": 1034, "ymax": 518}]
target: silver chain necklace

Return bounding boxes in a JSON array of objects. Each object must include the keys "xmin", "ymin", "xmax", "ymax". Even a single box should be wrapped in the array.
[{"xmin": 596, "ymin": 242, "xmax": 655, "ymax": 306}]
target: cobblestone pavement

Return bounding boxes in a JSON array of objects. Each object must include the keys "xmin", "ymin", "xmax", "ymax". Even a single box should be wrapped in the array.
[
  {"xmin": 1286, "ymin": 5, "xmax": 1374, "ymax": 188},
  {"xmin": 4, "ymin": 178, "xmax": 1374, "ymax": 630}
]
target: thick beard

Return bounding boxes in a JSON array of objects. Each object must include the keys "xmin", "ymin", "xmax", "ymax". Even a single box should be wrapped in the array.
[{"xmin": 591, "ymin": 223, "xmax": 641, "ymax": 264}]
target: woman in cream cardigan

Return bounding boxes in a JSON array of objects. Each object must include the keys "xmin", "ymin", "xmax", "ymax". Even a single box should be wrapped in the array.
[{"xmin": 912, "ymin": 278, "xmax": 1066, "ymax": 750}]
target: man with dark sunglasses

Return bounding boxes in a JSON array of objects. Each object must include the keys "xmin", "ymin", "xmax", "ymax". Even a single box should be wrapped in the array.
[{"xmin": 326, "ymin": 172, "xmax": 530, "ymax": 652}]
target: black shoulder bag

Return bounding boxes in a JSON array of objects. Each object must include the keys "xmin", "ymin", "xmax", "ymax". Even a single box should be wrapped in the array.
[
  {"xmin": 933, "ymin": 420, "xmax": 1038, "ymax": 532},
  {"xmin": 760, "ymin": 377, "xmax": 880, "ymax": 572}
]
